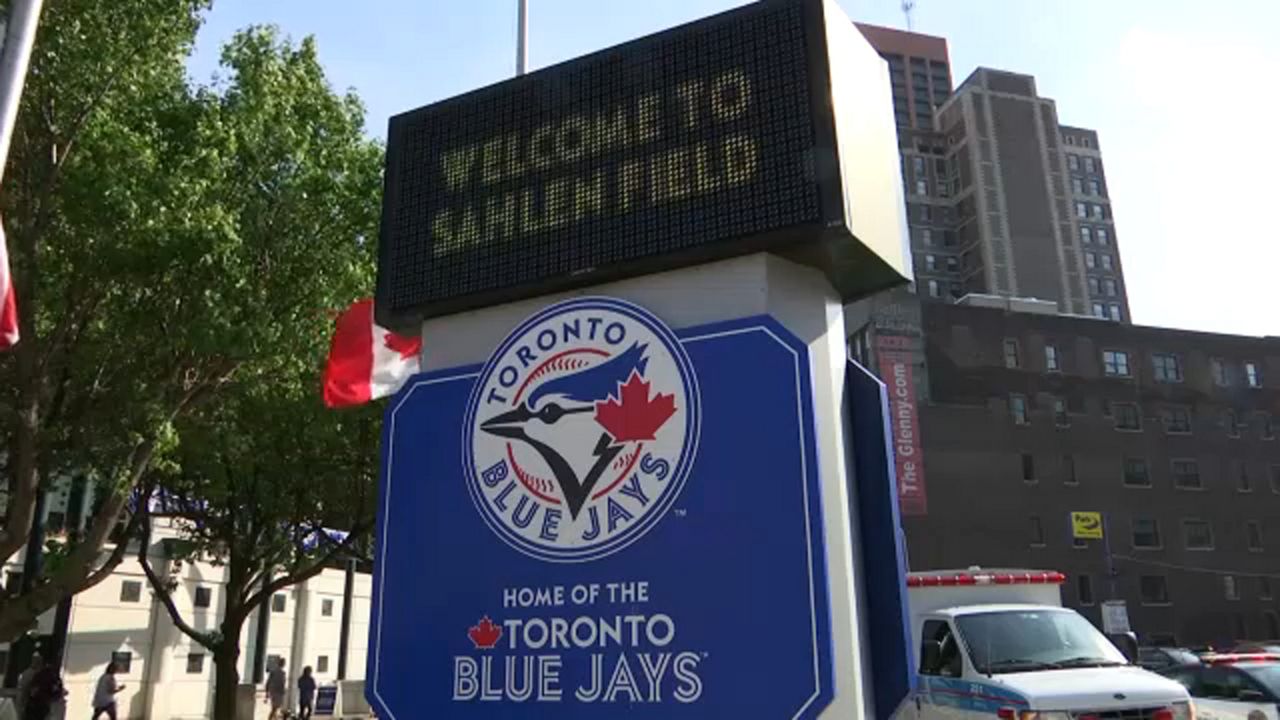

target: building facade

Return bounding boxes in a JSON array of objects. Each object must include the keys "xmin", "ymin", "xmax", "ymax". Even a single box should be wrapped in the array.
[
  {"xmin": 1, "ymin": 519, "xmax": 372, "ymax": 720},
  {"xmin": 907, "ymin": 299, "xmax": 1280, "ymax": 646}
]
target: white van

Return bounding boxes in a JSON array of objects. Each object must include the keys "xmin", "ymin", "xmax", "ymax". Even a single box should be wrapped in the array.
[{"xmin": 893, "ymin": 569, "xmax": 1193, "ymax": 720}]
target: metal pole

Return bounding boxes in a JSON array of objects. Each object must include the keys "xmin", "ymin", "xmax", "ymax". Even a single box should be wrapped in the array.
[
  {"xmin": 1103, "ymin": 513, "xmax": 1117, "ymax": 599},
  {"xmin": 0, "ymin": 0, "xmax": 46, "ymax": 185},
  {"xmin": 337, "ymin": 558, "xmax": 356, "ymax": 680},
  {"xmin": 516, "ymin": 0, "xmax": 528, "ymax": 75}
]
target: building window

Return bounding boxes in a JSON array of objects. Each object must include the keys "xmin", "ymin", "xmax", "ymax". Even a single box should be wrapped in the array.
[
  {"xmin": 1100, "ymin": 254, "xmax": 1114, "ymax": 271},
  {"xmin": 187, "ymin": 653, "xmax": 205, "ymax": 674},
  {"xmin": 1103, "ymin": 350, "xmax": 1131, "ymax": 377},
  {"xmin": 1224, "ymin": 575, "xmax": 1239, "ymax": 601},
  {"xmin": 921, "ymin": 228, "xmax": 934, "ymax": 246},
  {"xmin": 1088, "ymin": 277, "xmax": 1101, "ymax": 295},
  {"xmin": 1183, "ymin": 519, "xmax": 1214, "ymax": 549},
  {"xmin": 112, "ymin": 652, "xmax": 133, "ymax": 675},
  {"xmin": 945, "ymin": 256, "xmax": 958, "ymax": 273},
  {"xmin": 1163, "ymin": 406, "xmax": 1192, "ymax": 434},
  {"xmin": 1067, "ymin": 154, "xmax": 1079, "ymax": 171},
  {"xmin": 915, "ymin": 179, "xmax": 928, "ymax": 195},
  {"xmin": 1021, "ymin": 453, "xmax": 1036, "ymax": 481},
  {"xmin": 927, "ymin": 279, "xmax": 940, "ymax": 298},
  {"xmin": 1010, "ymin": 395, "xmax": 1030, "ymax": 425},
  {"xmin": 1066, "ymin": 135, "xmax": 1076, "ymax": 146},
  {"xmin": 1246, "ymin": 361, "xmax": 1262, "ymax": 388},
  {"xmin": 1172, "ymin": 459, "xmax": 1202, "ymax": 489},
  {"xmin": 1097, "ymin": 228, "xmax": 1109, "ymax": 246},
  {"xmin": 1124, "ymin": 458, "xmax": 1151, "ymax": 487},
  {"xmin": 1045, "ymin": 345, "xmax": 1060, "ymax": 372},
  {"xmin": 1263, "ymin": 578, "xmax": 1274, "ymax": 601},
  {"xmin": 1103, "ymin": 278, "xmax": 1118, "ymax": 297},
  {"xmin": 1053, "ymin": 397, "xmax": 1069, "ymax": 427},
  {"xmin": 1225, "ymin": 410, "xmax": 1243, "ymax": 438},
  {"xmin": 1063, "ymin": 454, "xmax": 1077, "ymax": 485},
  {"xmin": 1071, "ymin": 177, "xmax": 1084, "ymax": 194},
  {"xmin": 1108, "ymin": 303, "xmax": 1123, "ymax": 322},
  {"xmin": 1272, "ymin": 466, "xmax": 1280, "ymax": 494},
  {"xmin": 919, "ymin": 205, "xmax": 932, "ymax": 222},
  {"xmin": 1248, "ymin": 521, "xmax": 1263, "ymax": 551},
  {"xmin": 1080, "ymin": 226, "xmax": 1092, "ymax": 244},
  {"xmin": 317, "ymin": 655, "xmax": 330, "ymax": 673},
  {"xmin": 1077, "ymin": 574, "xmax": 1094, "ymax": 605},
  {"xmin": 194, "ymin": 587, "xmax": 211, "ymax": 609},
  {"xmin": 1076, "ymin": 202, "xmax": 1088, "ymax": 219},
  {"xmin": 1091, "ymin": 204, "xmax": 1104, "ymax": 220},
  {"xmin": 1211, "ymin": 358, "xmax": 1230, "ymax": 387},
  {"xmin": 1140, "ymin": 576, "xmax": 1170, "ymax": 605},
  {"xmin": 1085, "ymin": 252, "xmax": 1097, "ymax": 269},
  {"xmin": 1263, "ymin": 413, "xmax": 1275, "ymax": 440},
  {"xmin": 1030, "ymin": 516, "xmax": 1045, "ymax": 546},
  {"xmin": 271, "ymin": 594, "xmax": 286, "ymax": 613},
  {"xmin": 1084, "ymin": 156, "xmax": 1096, "ymax": 173},
  {"xmin": 120, "ymin": 581, "xmax": 142, "ymax": 603},
  {"xmin": 1087, "ymin": 179, "xmax": 1101, "ymax": 195},
  {"xmin": 924, "ymin": 254, "xmax": 937, "ymax": 271},
  {"xmin": 1002, "ymin": 338, "xmax": 1020, "ymax": 368},
  {"xmin": 1092, "ymin": 302, "xmax": 1106, "ymax": 318},
  {"xmin": 1237, "ymin": 462, "xmax": 1253, "ymax": 492},
  {"xmin": 912, "ymin": 157, "xmax": 926, "ymax": 174},
  {"xmin": 322, "ymin": 599, "xmax": 335, "ymax": 617},
  {"xmin": 1113, "ymin": 402, "xmax": 1141, "ymax": 431},
  {"xmin": 1133, "ymin": 518, "xmax": 1162, "ymax": 548},
  {"xmin": 1152, "ymin": 353, "xmax": 1182, "ymax": 382}
]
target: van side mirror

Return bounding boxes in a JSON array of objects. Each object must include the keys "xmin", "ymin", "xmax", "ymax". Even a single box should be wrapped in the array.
[
  {"xmin": 920, "ymin": 640, "xmax": 942, "ymax": 674},
  {"xmin": 1239, "ymin": 689, "xmax": 1266, "ymax": 703}
]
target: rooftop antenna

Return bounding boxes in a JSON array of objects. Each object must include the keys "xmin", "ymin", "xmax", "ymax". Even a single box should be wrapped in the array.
[{"xmin": 902, "ymin": 0, "xmax": 916, "ymax": 31}]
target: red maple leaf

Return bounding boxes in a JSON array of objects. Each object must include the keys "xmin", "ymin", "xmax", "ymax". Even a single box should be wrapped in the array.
[
  {"xmin": 384, "ymin": 330, "xmax": 421, "ymax": 360},
  {"xmin": 467, "ymin": 616, "xmax": 502, "ymax": 650},
  {"xmin": 594, "ymin": 371, "xmax": 677, "ymax": 442}
]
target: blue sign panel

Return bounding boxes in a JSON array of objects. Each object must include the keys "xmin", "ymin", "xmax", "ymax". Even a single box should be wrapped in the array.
[{"xmin": 369, "ymin": 298, "xmax": 832, "ymax": 718}]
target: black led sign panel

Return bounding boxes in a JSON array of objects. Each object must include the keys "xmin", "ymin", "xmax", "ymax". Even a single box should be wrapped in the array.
[{"xmin": 377, "ymin": 0, "xmax": 907, "ymax": 325}]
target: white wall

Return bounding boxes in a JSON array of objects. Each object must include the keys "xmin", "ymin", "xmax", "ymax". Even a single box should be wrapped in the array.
[{"xmin": 3, "ymin": 519, "xmax": 373, "ymax": 720}]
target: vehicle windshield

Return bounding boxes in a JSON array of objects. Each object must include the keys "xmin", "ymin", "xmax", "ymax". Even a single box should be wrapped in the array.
[
  {"xmin": 1242, "ymin": 665, "xmax": 1280, "ymax": 696},
  {"xmin": 955, "ymin": 610, "xmax": 1129, "ymax": 673}
]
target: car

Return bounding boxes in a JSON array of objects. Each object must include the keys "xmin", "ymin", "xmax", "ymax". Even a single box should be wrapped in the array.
[
  {"xmin": 1161, "ymin": 654, "xmax": 1280, "ymax": 720},
  {"xmin": 1140, "ymin": 647, "xmax": 1203, "ymax": 671}
]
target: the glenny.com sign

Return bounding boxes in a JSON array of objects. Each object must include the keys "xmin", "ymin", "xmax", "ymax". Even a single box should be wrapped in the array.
[{"xmin": 375, "ymin": 0, "xmax": 837, "ymax": 324}]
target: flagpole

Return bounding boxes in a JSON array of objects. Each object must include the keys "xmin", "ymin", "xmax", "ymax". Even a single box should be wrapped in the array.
[
  {"xmin": 0, "ymin": 0, "xmax": 45, "ymax": 185},
  {"xmin": 516, "ymin": 0, "xmax": 528, "ymax": 75}
]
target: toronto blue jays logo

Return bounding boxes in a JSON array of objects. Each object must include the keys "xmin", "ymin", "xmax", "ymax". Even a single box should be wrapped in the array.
[{"xmin": 464, "ymin": 297, "xmax": 700, "ymax": 562}]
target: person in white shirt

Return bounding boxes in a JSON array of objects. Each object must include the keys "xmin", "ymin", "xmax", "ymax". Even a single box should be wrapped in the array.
[{"xmin": 90, "ymin": 663, "xmax": 125, "ymax": 720}]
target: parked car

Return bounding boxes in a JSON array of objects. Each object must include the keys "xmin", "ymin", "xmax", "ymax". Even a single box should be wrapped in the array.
[
  {"xmin": 1140, "ymin": 647, "xmax": 1202, "ymax": 672},
  {"xmin": 1161, "ymin": 653, "xmax": 1280, "ymax": 720}
]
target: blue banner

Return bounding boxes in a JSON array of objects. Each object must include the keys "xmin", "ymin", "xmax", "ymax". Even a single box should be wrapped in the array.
[{"xmin": 368, "ymin": 299, "xmax": 833, "ymax": 718}]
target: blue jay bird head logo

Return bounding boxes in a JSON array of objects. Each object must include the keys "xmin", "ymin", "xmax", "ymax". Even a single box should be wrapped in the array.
[{"xmin": 464, "ymin": 297, "xmax": 700, "ymax": 563}]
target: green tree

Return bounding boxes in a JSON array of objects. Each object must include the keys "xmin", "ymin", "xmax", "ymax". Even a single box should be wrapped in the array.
[
  {"xmin": 0, "ymin": 0, "xmax": 384, "ymax": 656},
  {"xmin": 0, "ymin": 0, "xmax": 214, "ymax": 640}
]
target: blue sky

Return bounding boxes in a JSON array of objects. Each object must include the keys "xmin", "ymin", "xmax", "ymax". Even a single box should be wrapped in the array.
[{"xmin": 187, "ymin": 0, "xmax": 1280, "ymax": 336}]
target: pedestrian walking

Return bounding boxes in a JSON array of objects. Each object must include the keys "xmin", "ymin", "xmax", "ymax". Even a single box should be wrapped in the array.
[
  {"xmin": 22, "ymin": 655, "xmax": 64, "ymax": 720},
  {"xmin": 296, "ymin": 666, "xmax": 316, "ymax": 720},
  {"xmin": 265, "ymin": 657, "xmax": 287, "ymax": 720},
  {"xmin": 90, "ymin": 662, "xmax": 125, "ymax": 720}
]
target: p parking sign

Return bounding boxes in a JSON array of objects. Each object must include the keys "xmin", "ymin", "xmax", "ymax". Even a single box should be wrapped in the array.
[{"xmin": 1071, "ymin": 511, "xmax": 1104, "ymax": 540}]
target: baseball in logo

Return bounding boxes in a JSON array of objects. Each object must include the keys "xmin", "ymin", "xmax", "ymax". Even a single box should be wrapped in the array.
[{"xmin": 464, "ymin": 297, "xmax": 700, "ymax": 562}]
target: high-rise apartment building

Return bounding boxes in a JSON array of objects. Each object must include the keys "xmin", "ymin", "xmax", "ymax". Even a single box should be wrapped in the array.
[{"xmin": 856, "ymin": 25, "xmax": 1131, "ymax": 322}]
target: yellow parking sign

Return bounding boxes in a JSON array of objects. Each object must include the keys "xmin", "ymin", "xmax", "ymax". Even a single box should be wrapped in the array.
[{"xmin": 1071, "ymin": 511, "xmax": 1104, "ymax": 539}]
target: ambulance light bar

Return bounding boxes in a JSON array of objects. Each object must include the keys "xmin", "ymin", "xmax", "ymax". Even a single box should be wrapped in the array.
[{"xmin": 906, "ymin": 571, "xmax": 1066, "ymax": 588}]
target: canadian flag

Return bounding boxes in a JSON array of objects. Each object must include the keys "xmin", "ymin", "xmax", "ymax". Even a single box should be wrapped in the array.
[
  {"xmin": 0, "ymin": 219, "xmax": 18, "ymax": 350},
  {"xmin": 322, "ymin": 298, "xmax": 421, "ymax": 408}
]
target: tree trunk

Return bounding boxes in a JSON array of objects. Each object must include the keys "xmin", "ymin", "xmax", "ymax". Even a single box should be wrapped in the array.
[{"xmin": 212, "ymin": 639, "xmax": 243, "ymax": 720}]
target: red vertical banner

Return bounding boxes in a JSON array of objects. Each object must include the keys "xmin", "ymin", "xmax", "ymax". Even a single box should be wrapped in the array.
[{"xmin": 875, "ymin": 335, "xmax": 927, "ymax": 516}]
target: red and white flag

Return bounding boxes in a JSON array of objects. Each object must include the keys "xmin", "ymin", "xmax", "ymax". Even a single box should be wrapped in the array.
[
  {"xmin": 322, "ymin": 298, "xmax": 421, "ymax": 408},
  {"xmin": 0, "ymin": 219, "xmax": 18, "ymax": 350}
]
